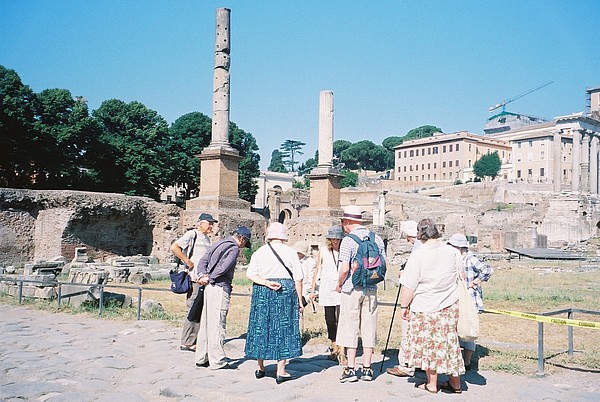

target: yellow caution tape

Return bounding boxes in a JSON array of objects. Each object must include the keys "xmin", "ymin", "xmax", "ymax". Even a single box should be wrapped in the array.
[{"xmin": 485, "ymin": 309, "xmax": 600, "ymax": 329}]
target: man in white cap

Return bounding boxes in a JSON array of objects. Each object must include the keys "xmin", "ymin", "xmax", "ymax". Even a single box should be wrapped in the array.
[
  {"xmin": 171, "ymin": 213, "xmax": 218, "ymax": 352},
  {"xmin": 336, "ymin": 205, "xmax": 386, "ymax": 383}
]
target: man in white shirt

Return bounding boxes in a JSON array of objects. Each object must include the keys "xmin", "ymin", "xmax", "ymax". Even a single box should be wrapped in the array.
[{"xmin": 170, "ymin": 213, "xmax": 217, "ymax": 352}]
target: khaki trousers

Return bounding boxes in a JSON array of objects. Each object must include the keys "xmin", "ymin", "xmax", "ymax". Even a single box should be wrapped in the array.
[{"xmin": 194, "ymin": 284, "xmax": 230, "ymax": 369}]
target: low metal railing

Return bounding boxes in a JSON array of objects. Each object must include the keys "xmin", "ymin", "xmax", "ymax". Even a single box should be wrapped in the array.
[{"xmin": 534, "ymin": 307, "xmax": 600, "ymax": 376}]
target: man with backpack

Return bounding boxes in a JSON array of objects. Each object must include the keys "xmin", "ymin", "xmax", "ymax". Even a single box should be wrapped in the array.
[{"xmin": 336, "ymin": 205, "xmax": 386, "ymax": 383}]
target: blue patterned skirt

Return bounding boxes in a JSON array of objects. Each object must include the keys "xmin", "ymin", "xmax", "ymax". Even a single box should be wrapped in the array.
[{"xmin": 244, "ymin": 278, "xmax": 303, "ymax": 360}]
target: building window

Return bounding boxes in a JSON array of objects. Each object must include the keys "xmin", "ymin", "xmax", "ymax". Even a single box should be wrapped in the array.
[
  {"xmin": 540, "ymin": 167, "xmax": 545, "ymax": 176},
  {"xmin": 410, "ymin": 165, "xmax": 413, "ymax": 171},
  {"xmin": 434, "ymin": 162, "xmax": 437, "ymax": 168},
  {"xmin": 469, "ymin": 144, "xmax": 472, "ymax": 151},
  {"xmin": 434, "ymin": 174, "xmax": 437, "ymax": 180},
  {"xmin": 449, "ymin": 144, "xmax": 453, "ymax": 152},
  {"xmin": 449, "ymin": 172, "xmax": 453, "ymax": 178},
  {"xmin": 398, "ymin": 167, "xmax": 401, "ymax": 172},
  {"xmin": 397, "ymin": 151, "xmax": 401, "ymax": 159},
  {"xmin": 404, "ymin": 151, "xmax": 407, "ymax": 158},
  {"xmin": 422, "ymin": 175, "xmax": 425, "ymax": 181},
  {"xmin": 442, "ymin": 161, "xmax": 446, "ymax": 168},
  {"xmin": 428, "ymin": 163, "xmax": 431, "ymax": 169},
  {"xmin": 433, "ymin": 147, "xmax": 438, "ymax": 154},
  {"xmin": 443, "ymin": 145, "xmax": 447, "ymax": 153},
  {"xmin": 528, "ymin": 169, "xmax": 533, "ymax": 178},
  {"xmin": 456, "ymin": 144, "xmax": 460, "ymax": 151},
  {"xmin": 416, "ymin": 164, "xmax": 418, "ymax": 171},
  {"xmin": 449, "ymin": 161, "xmax": 453, "ymax": 167},
  {"xmin": 410, "ymin": 150, "xmax": 414, "ymax": 157},
  {"xmin": 421, "ymin": 164, "xmax": 425, "ymax": 170},
  {"xmin": 416, "ymin": 149, "xmax": 419, "ymax": 156},
  {"xmin": 443, "ymin": 173, "xmax": 446, "ymax": 179},
  {"xmin": 456, "ymin": 160, "xmax": 459, "ymax": 167},
  {"xmin": 540, "ymin": 151, "xmax": 545, "ymax": 160},
  {"xmin": 428, "ymin": 147, "xmax": 431, "ymax": 155},
  {"xmin": 403, "ymin": 166, "xmax": 407, "ymax": 172},
  {"xmin": 428, "ymin": 174, "xmax": 430, "ymax": 180},
  {"xmin": 529, "ymin": 140, "xmax": 533, "ymax": 147},
  {"xmin": 468, "ymin": 160, "xmax": 472, "ymax": 167},
  {"xmin": 517, "ymin": 170, "xmax": 521, "ymax": 178},
  {"xmin": 518, "ymin": 142, "xmax": 522, "ymax": 148}
]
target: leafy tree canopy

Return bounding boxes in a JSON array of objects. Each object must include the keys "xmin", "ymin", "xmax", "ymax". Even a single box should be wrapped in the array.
[
  {"xmin": 473, "ymin": 151, "xmax": 501, "ymax": 180},
  {"xmin": 229, "ymin": 121, "xmax": 260, "ymax": 204},
  {"xmin": 267, "ymin": 149, "xmax": 288, "ymax": 173},
  {"xmin": 382, "ymin": 136, "xmax": 403, "ymax": 151},
  {"xmin": 341, "ymin": 140, "xmax": 388, "ymax": 171},
  {"xmin": 404, "ymin": 125, "xmax": 442, "ymax": 141},
  {"xmin": 0, "ymin": 66, "xmax": 36, "ymax": 187},
  {"xmin": 92, "ymin": 99, "xmax": 171, "ymax": 199},
  {"xmin": 297, "ymin": 150, "xmax": 318, "ymax": 176}
]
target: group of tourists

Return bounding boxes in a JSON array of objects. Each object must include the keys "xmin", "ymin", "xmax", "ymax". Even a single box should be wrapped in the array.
[{"xmin": 171, "ymin": 207, "xmax": 492, "ymax": 391}]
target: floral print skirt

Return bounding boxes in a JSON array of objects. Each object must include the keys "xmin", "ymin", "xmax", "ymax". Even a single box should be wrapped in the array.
[{"xmin": 404, "ymin": 301, "xmax": 465, "ymax": 376}]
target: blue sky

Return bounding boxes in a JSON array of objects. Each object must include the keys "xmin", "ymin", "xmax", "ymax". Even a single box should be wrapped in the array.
[{"xmin": 2, "ymin": 1, "xmax": 599, "ymax": 169}]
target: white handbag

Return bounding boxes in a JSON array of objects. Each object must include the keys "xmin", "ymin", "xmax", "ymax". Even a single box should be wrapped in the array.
[{"xmin": 456, "ymin": 270, "xmax": 480, "ymax": 342}]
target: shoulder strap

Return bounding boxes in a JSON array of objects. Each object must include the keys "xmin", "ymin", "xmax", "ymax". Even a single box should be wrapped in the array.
[
  {"xmin": 187, "ymin": 231, "xmax": 198, "ymax": 259},
  {"xmin": 268, "ymin": 243, "xmax": 294, "ymax": 279},
  {"xmin": 207, "ymin": 242, "xmax": 237, "ymax": 276},
  {"xmin": 347, "ymin": 233, "xmax": 361, "ymax": 244}
]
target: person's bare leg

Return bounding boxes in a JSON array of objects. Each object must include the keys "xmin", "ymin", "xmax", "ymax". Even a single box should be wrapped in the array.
[
  {"xmin": 346, "ymin": 347, "xmax": 357, "ymax": 368},
  {"xmin": 257, "ymin": 358, "xmax": 265, "ymax": 372},
  {"xmin": 463, "ymin": 349, "xmax": 473, "ymax": 367},
  {"xmin": 449, "ymin": 374, "xmax": 461, "ymax": 390},
  {"xmin": 426, "ymin": 369, "xmax": 438, "ymax": 390},
  {"xmin": 276, "ymin": 359, "xmax": 288, "ymax": 376},
  {"xmin": 362, "ymin": 347, "xmax": 373, "ymax": 367}
]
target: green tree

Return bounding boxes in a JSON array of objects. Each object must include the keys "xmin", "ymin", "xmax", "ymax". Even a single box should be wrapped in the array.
[
  {"xmin": 92, "ymin": 99, "xmax": 171, "ymax": 199},
  {"xmin": 473, "ymin": 151, "xmax": 501, "ymax": 180},
  {"xmin": 297, "ymin": 150, "xmax": 318, "ymax": 176},
  {"xmin": 167, "ymin": 112, "xmax": 212, "ymax": 198},
  {"xmin": 341, "ymin": 140, "xmax": 388, "ymax": 171},
  {"xmin": 404, "ymin": 125, "xmax": 442, "ymax": 140},
  {"xmin": 382, "ymin": 136, "xmax": 403, "ymax": 169},
  {"xmin": 0, "ymin": 66, "xmax": 36, "ymax": 187},
  {"xmin": 340, "ymin": 169, "xmax": 358, "ymax": 187},
  {"xmin": 31, "ymin": 89, "xmax": 101, "ymax": 189},
  {"xmin": 280, "ymin": 139, "xmax": 305, "ymax": 172},
  {"xmin": 333, "ymin": 139, "xmax": 352, "ymax": 166},
  {"xmin": 229, "ymin": 121, "xmax": 260, "ymax": 204},
  {"xmin": 267, "ymin": 149, "xmax": 288, "ymax": 173}
]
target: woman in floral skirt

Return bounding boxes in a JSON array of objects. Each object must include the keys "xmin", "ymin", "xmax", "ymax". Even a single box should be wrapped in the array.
[{"xmin": 399, "ymin": 218, "xmax": 465, "ymax": 394}]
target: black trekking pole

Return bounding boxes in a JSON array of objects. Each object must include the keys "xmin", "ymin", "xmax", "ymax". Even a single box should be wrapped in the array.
[{"xmin": 380, "ymin": 281, "xmax": 402, "ymax": 373}]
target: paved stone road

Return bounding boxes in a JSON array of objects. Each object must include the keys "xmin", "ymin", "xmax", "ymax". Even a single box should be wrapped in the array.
[{"xmin": 1, "ymin": 305, "xmax": 598, "ymax": 401}]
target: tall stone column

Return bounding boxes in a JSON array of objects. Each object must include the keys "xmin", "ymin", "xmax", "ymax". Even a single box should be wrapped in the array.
[
  {"xmin": 210, "ymin": 7, "xmax": 234, "ymax": 151},
  {"xmin": 590, "ymin": 134, "xmax": 599, "ymax": 195},
  {"xmin": 581, "ymin": 132, "xmax": 590, "ymax": 194},
  {"xmin": 318, "ymin": 91, "xmax": 334, "ymax": 168},
  {"xmin": 185, "ymin": 7, "xmax": 261, "ymax": 235},
  {"xmin": 571, "ymin": 128, "xmax": 581, "ymax": 193},
  {"xmin": 552, "ymin": 130, "xmax": 562, "ymax": 193}
]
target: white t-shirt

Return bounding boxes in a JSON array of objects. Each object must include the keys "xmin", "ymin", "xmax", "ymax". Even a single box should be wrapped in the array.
[
  {"xmin": 400, "ymin": 238, "xmax": 460, "ymax": 313},
  {"xmin": 247, "ymin": 241, "xmax": 303, "ymax": 281},
  {"xmin": 175, "ymin": 229, "xmax": 211, "ymax": 281}
]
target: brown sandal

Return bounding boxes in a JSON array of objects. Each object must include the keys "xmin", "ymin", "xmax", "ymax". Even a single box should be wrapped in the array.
[
  {"xmin": 440, "ymin": 381, "xmax": 462, "ymax": 394},
  {"xmin": 416, "ymin": 382, "xmax": 439, "ymax": 394}
]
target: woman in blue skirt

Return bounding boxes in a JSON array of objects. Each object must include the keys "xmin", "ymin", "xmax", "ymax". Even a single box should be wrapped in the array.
[{"xmin": 245, "ymin": 222, "xmax": 304, "ymax": 384}]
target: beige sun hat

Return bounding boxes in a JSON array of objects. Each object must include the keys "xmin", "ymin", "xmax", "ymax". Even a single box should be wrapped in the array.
[
  {"xmin": 266, "ymin": 222, "xmax": 288, "ymax": 241},
  {"xmin": 341, "ymin": 205, "xmax": 363, "ymax": 222},
  {"xmin": 293, "ymin": 240, "xmax": 310, "ymax": 256},
  {"xmin": 400, "ymin": 220, "xmax": 418, "ymax": 237},
  {"xmin": 448, "ymin": 233, "xmax": 469, "ymax": 248}
]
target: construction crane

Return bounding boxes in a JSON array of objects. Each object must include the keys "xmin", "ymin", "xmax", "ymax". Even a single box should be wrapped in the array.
[{"xmin": 489, "ymin": 81, "xmax": 553, "ymax": 113}]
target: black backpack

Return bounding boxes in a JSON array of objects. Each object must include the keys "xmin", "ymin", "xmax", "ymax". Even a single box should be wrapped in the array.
[{"xmin": 348, "ymin": 232, "xmax": 386, "ymax": 289}]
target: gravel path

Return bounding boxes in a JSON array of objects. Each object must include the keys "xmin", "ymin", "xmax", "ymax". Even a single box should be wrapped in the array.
[{"xmin": 1, "ymin": 305, "xmax": 598, "ymax": 401}]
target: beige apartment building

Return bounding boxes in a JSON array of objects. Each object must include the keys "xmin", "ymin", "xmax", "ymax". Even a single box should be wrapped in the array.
[
  {"xmin": 394, "ymin": 86, "xmax": 600, "ymax": 192},
  {"xmin": 394, "ymin": 131, "xmax": 512, "ymax": 184}
]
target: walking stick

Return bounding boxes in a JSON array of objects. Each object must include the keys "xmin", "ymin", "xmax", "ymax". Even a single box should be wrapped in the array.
[{"xmin": 380, "ymin": 282, "xmax": 402, "ymax": 373}]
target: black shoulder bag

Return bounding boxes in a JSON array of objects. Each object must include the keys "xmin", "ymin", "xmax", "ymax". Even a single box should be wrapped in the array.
[{"xmin": 170, "ymin": 231, "xmax": 197, "ymax": 294}]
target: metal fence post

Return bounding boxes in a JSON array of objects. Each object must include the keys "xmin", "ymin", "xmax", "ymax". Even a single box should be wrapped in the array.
[
  {"xmin": 99, "ymin": 285, "xmax": 104, "ymax": 316},
  {"xmin": 17, "ymin": 280, "xmax": 23, "ymax": 304},
  {"xmin": 567, "ymin": 310, "xmax": 574, "ymax": 356},
  {"xmin": 137, "ymin": 288, "xmax": 142, "ymax": 320},
  {"xmin": 57, "ymin": 283, "xmax": 62, "ymax": 308},
  {"xmin": 537, "ymin": 321, "xmax": 545, "ymax": 376}
]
